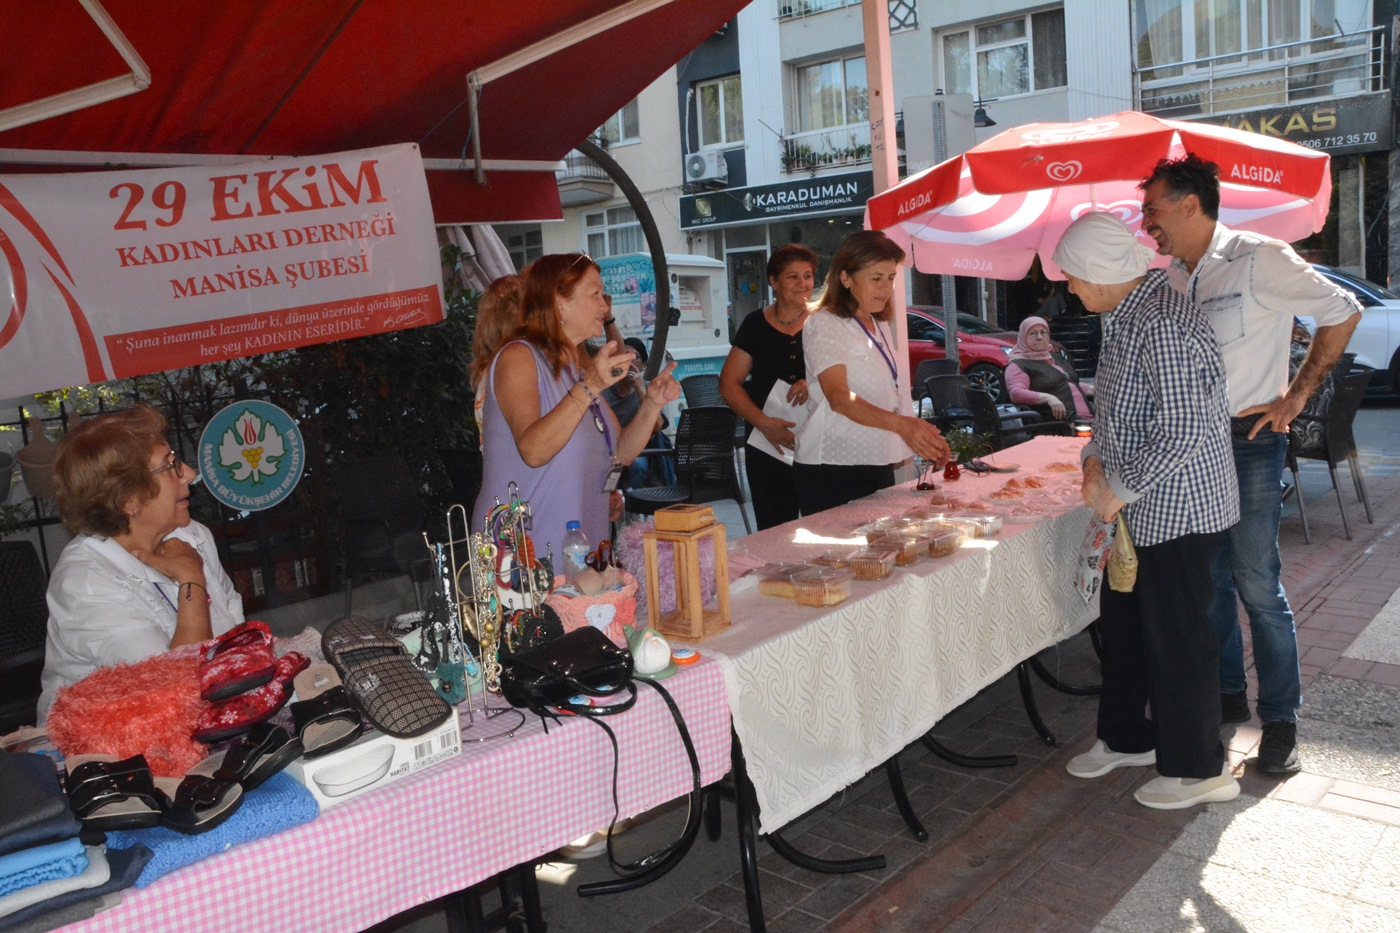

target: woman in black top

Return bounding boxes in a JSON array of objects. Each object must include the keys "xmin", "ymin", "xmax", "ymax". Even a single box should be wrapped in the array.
[{"xmin": 718, "ymin": 244, "xmax": 818, "ymax": 529}]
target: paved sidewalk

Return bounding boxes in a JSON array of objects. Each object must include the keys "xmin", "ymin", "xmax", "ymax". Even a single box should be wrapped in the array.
[{"xmin": 378, "ymin": 404, "xmax": 1400, "ymax": 932}]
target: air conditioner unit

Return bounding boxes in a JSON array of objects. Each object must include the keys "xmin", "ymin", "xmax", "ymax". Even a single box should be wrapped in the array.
[{"xmin": 684, "ymin": 150, "xmax": 728, "ymax": 184}]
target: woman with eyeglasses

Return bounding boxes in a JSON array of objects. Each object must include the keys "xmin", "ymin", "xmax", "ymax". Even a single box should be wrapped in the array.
[
  {"xmin": 475, "ymin": 252, "xmax": 680, "ymax": 559},
  {"xmin": 1006, "ymin": 315, "xmax": 1092, "ymax": 423},
  {"xmin": 36, "ymin": 404, "xmax": 245, "ymax": 722}
]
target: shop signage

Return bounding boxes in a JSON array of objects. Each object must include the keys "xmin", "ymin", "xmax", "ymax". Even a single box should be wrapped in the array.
[
  {"xmin": 0, "ymin": 144, "xmax": 441, "ymax": 399},
  {"xmin": 680, "ymin": 171, "xmax": 874, "ymax": 230},
  {"xmin": 198, "ymin": 400, "xmax": 304, "ymax": 512},
  {"xmin": 598, "ymin": 254, "xmax": 657, "ymax": 337},
  {"xmin": 1192, "ymin": 93, "xmax": 1391, "ymax": 157}
]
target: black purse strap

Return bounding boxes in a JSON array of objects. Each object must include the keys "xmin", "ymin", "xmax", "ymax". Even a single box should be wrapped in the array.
[{"xmin": 576, "ymin": 677, "xmax": 703, "ymax": 896}]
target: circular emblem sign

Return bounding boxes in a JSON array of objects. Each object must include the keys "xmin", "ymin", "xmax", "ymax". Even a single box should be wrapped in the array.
[{"xmin": 198, "ymin": 400, "xmax": 304, "ymax": 511}]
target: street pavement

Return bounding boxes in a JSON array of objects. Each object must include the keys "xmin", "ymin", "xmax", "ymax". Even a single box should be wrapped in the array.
[{"xmin": 377, "ymin": 399, "xmax": 1400, "ymax": 933}]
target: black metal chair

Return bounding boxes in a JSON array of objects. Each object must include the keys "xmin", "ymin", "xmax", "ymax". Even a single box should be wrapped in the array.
[
  {"xmin": 1287, "ymin": 369, "xmax": 1374, "ymax": 542},
  {"xmin": 332, "ymin": 453, "xmax": 432, "ymax": 612},
  {"xmin": 623, "ymin": 407, "xmax": 754, "ymax": 533},
  {"xmin": 680, "ymin": 373, "xmax": 725, "ymax": 408},
  {"xmin": 913, "ymin": 359, "xmax": 961, "ymax": 410},
  {"xmin": 965, "ymin": 389, "xmax": 1073, "ymax": 451},
  {"xmin": 0, "ymin": 541, "xmax": 48, "ymax": 732}
]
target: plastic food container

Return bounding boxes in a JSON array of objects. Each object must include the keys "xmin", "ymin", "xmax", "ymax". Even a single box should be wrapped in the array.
[
  {"xmin": 793, "ymin": 566, "xmax": 855, "ymax": 607},
  {"xmin": 868, "ymin": 533, "xmax": 925, "ymax": 566},
  {"xmin": 953, "ymin": 514, "xmax": 1003, "ymax": 537},
  {"xmin": 756, "ymin": 562, "xmax": 811, "ymax": 599},
  {"xmin": 849, "ymin": 547, "xmax": 898, "ymax": 581},
  {"xmin": 850, "ymin": 518, "xmax": 899, "ymax": 538},
  {"xmin": 810, "ymin": 550, "xmax": 855, "ymax": 569},
  {"xmin": 927, "ymin": 527, "xmax": 964, "ymax": 558}
]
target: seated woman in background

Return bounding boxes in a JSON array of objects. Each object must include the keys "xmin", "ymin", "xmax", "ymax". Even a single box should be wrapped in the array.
[
  {"xmin": 475, "ymin": 253, "xmax": 680, "ymax": 557},
  {"xmin": 37, "ymin": 404, "xmax": 245, "ymax": 722},
  {"xmin": 1006, "ymin": 315, "xmax": 1093, "ymax": 423}
]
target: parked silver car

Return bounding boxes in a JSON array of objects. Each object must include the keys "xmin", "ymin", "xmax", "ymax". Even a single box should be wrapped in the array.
[{"xmin": 1306, "ymin": 265, "xmax": 1400, "ymax": 392}]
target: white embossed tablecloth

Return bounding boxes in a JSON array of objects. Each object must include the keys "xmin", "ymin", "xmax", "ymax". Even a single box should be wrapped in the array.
[{"xmin": 702, "ymin": 436, "xmax": 1099, "ymax": 834}]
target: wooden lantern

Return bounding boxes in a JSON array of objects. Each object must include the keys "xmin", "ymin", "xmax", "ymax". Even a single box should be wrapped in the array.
[{"xmin": 642, "ymin": 522, "xmax": 730, "ymax": 641}]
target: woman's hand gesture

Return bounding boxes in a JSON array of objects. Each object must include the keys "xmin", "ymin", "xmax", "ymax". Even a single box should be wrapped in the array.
[
  {"xmin": 587, "ymin": 340, "xmax": 636, "ymax": 395},
  {"xmin": 898, "ymin": 416, "xmax": 949, "ymax": 466},
  {"xmin": 642, "ymin": 360, "xmax": 681, "ymax": 408}
]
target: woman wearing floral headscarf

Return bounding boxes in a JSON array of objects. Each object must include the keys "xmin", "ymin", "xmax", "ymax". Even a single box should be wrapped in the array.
[{"xmin": 1006, "ymin": 315, "xmax": 1092, "ymax": 422}]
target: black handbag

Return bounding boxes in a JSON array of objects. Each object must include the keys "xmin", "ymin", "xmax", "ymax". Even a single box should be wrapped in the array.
[{"xmin": 499, "ymin": 626, "xmax": 636, "ymax": 722}]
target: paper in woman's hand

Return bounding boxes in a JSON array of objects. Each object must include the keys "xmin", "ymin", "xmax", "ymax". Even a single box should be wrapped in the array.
[
  {"xmin": 1074, "ymin": 516, "xmax": 1115, "ymax": 604},
  {"xmin": 745, "ymin": 379, "xmax": 808, "ymax": 466}
]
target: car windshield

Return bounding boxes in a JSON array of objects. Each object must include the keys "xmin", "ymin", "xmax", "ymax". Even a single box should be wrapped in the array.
[
  {"xmin": 1317, "ymin": 265, "xmax": 1400, "ymax": 302},
  {"xmin": 910, "ymin": 308, "xmax": 1005, "ymax": 335}
]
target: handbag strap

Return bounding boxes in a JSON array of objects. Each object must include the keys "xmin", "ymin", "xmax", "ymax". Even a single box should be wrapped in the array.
[{"xmin": 573, "ymin": 678, "xmax": 703, "ymax": 895}]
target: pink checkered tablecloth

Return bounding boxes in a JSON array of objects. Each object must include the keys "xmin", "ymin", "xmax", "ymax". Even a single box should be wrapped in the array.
[{"xmin": 57, "ymin": 657, "xmax": 731, "ymax": 933}]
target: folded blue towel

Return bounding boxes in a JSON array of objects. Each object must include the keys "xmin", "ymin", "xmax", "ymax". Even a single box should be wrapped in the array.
[
  {"xmin": 0, "ymin": 845, "xmax": 152, "ymax": 932},
  {"xmin": 0, "ymin": 839, "xmax": 87, "ymax": 898},
  {"xmin": 0, "ymin": 754, "xmax": 79, "ymax": 858},
  {"xmin": 106, "ymin": 772, "xmax": 317, "ymax": 888}
]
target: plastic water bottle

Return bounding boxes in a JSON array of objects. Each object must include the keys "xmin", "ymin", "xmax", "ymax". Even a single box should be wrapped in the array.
[{"xmin": 561, "ymin": 520, "xmax": 591, "ymax": 580}]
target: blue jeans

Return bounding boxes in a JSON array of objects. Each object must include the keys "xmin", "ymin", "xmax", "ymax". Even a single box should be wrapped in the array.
[{"xmin": 1210, "ymin": 429, "xmax": 1301, "ymax": 723}]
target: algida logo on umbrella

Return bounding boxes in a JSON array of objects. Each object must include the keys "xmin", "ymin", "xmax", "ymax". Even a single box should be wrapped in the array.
[{"xmin": 199, "ymin": 400, "xmax": 304, "ymax": 511}]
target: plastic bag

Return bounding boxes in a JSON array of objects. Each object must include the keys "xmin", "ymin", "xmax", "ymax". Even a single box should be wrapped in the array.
[{"xmin": 1108, "ymin": 515, "xmax": 1139, "ymax": 592}]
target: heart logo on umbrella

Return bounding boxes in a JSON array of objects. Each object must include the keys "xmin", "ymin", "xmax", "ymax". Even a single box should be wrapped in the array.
[{"xmin": 1046, "ymin": 161, "xmax": 1082, "ymax": 182}]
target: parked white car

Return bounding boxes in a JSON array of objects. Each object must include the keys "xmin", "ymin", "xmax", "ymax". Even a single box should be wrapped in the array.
[{"xmin": 1304, "ymin": 265, "xmax": 1400, "ymax": 393}]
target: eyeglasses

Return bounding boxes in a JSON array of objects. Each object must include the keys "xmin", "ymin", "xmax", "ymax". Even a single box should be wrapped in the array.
[
  {"xmin": 150, "ymin": 449, "xmax": 181, "ymax": 476},
  {"xmin": 566, "ymin": 252, "xmax": 593, "ymax": 271}
]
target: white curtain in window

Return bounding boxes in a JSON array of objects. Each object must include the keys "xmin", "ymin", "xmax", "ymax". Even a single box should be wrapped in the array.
[{"xmin": 1136, "ymin": 0, "xmax": 1185, "ymax": 77}]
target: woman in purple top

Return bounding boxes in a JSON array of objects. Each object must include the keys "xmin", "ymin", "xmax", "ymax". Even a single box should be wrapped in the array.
[{"xmin": 475, "ymin": 253, "xmax": 680, "ymax": 559}]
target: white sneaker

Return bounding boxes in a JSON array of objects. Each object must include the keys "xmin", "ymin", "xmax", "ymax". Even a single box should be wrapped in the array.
[
  {"xmin": 1134, "ymin": 765, "xmax": 1240, "ymax": 810},
  {"xmin": 1066, "ymin": 739, "xmax": 1157, "ymax": 778}
]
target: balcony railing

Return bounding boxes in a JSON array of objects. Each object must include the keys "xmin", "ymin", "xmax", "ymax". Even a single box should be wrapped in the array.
[
  {"xmin": 776, "ymin": 0, "xmax": 859, "ymax": 19},
  {"xmin": 1135, "ymin": 26, "xmax": 1384, "ymax": 119},
  {"xmin": 555, "ymin": 149, "xmax": 609, "ymax": 183},
  {"xmin": 780, "ymin": 123, "xmax": 872, "ymax": 174}
]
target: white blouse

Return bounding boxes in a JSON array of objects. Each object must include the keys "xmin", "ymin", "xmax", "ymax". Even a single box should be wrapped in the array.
[{"xmin": 796, "ymin": 309, "xmax": 909, "ymax": 467}]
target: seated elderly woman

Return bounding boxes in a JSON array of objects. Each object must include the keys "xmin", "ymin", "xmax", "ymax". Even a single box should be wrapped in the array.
[
  {"xmin": 36, "ymin": 404, "xmax": 244, "ymax": 722},
  {"xmin": 1005, "ymin": 315, "xmax": 1092, "ymax": 422}
]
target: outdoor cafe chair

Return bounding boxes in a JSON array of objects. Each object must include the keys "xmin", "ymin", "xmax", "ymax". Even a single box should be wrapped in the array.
[{"xmin": 1287, "ymin": 369, "xmax": 1374, "ymax": 542}]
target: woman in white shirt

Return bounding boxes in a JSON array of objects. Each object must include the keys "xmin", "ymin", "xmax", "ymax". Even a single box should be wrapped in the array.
[
  {"xmin": 794, "ymin": 230, "xmax": 950, "ymax": 513},
  {"xmin": 37, "ymin": 405, "xmax": 244, "ymax": 722}
]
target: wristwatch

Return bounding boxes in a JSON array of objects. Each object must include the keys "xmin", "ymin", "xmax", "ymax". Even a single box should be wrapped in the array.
[{"xmin": 603, "ymin": 317, "xmax": 617, "ymax": 327}]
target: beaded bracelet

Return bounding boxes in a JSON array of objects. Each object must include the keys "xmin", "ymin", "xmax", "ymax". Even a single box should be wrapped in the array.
[{"xmin": 576, "ymin": 374, "xmax": 600, "ymax": 404}]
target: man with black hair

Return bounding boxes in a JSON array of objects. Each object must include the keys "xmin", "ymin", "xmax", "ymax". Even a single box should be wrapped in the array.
[{"xmin": 1138, "ymin": 154, "xmax": 1360, "ymax": 774}]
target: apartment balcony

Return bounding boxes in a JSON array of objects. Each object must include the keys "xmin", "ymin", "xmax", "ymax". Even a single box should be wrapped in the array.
[
  {"xmin": 555, "ymin": 149, "xmax": 614, "ymax": 207},
  {"xmin": 775, "ymin": 0, "xmax": 858, "ymax": 19},
  {"xmin": 1135, "ymin": 26, "xmax": 1385, "ymax": 119},
  {"xmin": 780, "ymin": 123, "xmax": 872, "ymax": 175}
]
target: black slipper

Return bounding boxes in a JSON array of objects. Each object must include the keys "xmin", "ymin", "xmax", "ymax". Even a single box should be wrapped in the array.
[
  {"xmin": 291, "ymin": 664, "xmax": 363, "ymax": 758},
  {"xmin": 214, "ymin": 723, "xmax": 304, "ymax": 789},
  {"xmin": 156, "ymin": 775, "xmax": 243, "ymax": 835}
]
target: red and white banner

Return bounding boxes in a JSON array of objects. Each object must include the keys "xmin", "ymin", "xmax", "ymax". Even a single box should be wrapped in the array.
[{"xmin": 0, "ymin": 144, "xmax": 443, "ymax": 398}]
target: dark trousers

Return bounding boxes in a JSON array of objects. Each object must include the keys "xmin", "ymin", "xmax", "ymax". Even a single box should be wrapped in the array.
[
  {"xmin": 1097, "ymin": 530, "xmax": 1226, "ymax": 779},
  {"xmin": 745, "ymin": 447, "xmax": 802, "ymax": 531},
  {"xmin": 791, "ymin": 462, "xmax": 896, "ymax": 515}
]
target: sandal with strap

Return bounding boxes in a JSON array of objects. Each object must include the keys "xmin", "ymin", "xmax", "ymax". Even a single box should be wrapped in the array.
[
  {"xmin": 65, "ymin": 755, "xmax": 163, "ymax": 832},
  {"xmin": 290, "ymin": 663, "xmax": 363, "ymax": 759},
  {"xmin": 213, "ymin": 723, "xmax": 304, "ymax": 790},
  {"xmin": 155, "ymin": 774, "xmax": 243, "ymax": 834}
]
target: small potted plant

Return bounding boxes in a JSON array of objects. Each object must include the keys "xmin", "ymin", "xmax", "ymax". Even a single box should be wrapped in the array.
[{"xmin": 943, "ymin": 427, "xmax": 991, "ymax": 479}]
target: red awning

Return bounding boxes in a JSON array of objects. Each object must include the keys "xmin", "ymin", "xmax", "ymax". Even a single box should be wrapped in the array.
[{"xmin": 0, "ymin": 0, "xmax": 744, "ymax": 223}]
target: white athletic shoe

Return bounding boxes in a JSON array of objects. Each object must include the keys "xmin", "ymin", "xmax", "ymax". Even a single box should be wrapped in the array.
[
  {"xmin": 1134, "ymin": 765, "xmax": 1240, "ymax": 810},
  {"xmin": 1066, "ymin": 739, "xmax": 1157, "ymax": 778}
]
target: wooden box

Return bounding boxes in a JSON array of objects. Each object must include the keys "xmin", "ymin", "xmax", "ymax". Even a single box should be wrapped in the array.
[
  {"xmin": 652, "ymin": 504, "xmax": 715, "ymax": 533},
  {"xmin": 642, "ymin": 523, "xmax": 730, "ymax": 641}
]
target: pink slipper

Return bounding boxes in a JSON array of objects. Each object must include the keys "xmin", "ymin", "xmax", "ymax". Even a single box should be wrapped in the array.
[{"xmin": 193, "ymin": 651, "xmax": 310, "ymax": 743}]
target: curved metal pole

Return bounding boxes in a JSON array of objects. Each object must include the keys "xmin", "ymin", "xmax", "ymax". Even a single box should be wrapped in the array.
[{"xmin": 575, "ymin": 137, "xmax": 671, "ymax": 380}]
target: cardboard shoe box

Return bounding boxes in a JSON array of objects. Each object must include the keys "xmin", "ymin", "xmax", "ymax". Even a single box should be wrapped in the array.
[{"xmin": 286, "ymin": 707, "xmax": 461, "ymax": 808}]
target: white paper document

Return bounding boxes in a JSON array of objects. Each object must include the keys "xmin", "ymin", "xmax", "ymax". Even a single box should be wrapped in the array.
[{"xmin": 745, "ymin": 379, "xmax": 808, "ymax": 466}]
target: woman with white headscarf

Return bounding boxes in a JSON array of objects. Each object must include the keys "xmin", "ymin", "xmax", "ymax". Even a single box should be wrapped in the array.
[
  {"xmin": 1005, "ymin": 315, "xmax": 1092, "ymax": 422},
  {"xmin": 1054, "ymin": 211, "xmax": 1241, "ymax": 811}
]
